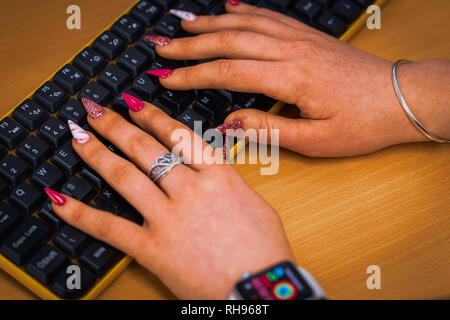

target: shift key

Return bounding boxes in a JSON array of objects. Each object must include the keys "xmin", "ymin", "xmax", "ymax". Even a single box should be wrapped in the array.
[{"xmin": 0, "ymin": 217, "xmax": 52, "ymax": 265}]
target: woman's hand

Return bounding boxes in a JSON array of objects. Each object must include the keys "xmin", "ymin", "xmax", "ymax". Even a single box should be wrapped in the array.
[
  {"xmin": 49, "ymin": 98, "xmax": 295, "ymax": 299},
  {"xmin": 152, "ymin": 2, "xmax": 450, "ymax": 156}
]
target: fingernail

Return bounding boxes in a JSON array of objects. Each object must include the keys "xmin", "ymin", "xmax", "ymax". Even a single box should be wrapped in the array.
[
  {"xmin": 214, "ymin": 119, "xmax": 244, "ymax": 134},
  {"xmin": 81, "ymin": 97, "xmax": 106, "ymax": 120},
  {"xmin": 227, "ymin": 0, "xmax": 240, "ymax": 5},
  {"xmin": 44, "ymin": 188, "xmax": 66, "ymax": 206},
  {"xmin": 143, "ymin": 35, "xmax": 171, "ymax": 46},
  {"xmin": 68, "ymin": 120, "xmax": 90, "ymax": 144},
  {"xmin": 122, "ymin": 93, "xmax": 144, "ymax": 112},
  {"xmin": 146, "ymin": 69, "xmax": 173, "ymax": 78},
  {"xmin": 169, "ymin": 9, "xmax": 198, "ymax": 21}
]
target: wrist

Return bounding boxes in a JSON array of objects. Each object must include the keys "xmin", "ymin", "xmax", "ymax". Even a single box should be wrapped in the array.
[{"xmin": 393, "ymin": 60, "xmax": 450, "ymax": 143}]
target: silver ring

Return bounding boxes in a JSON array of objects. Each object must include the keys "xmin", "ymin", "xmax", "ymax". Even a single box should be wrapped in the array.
[{"xmin": 148, "ymin": 153, "xmax": 183, "ymax": 183}]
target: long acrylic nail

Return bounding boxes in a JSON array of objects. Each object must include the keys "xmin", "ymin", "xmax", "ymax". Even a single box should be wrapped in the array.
[
  {"xmin": 169, "ymin": 9, "xmax": 198, "ymax": 21},
  {"xmin": 227, "ymin": 0, "xmax": 240, "ymax": 5},
  {"xmin": 68, "ymin": 120, "xmax": 90, "ymax": 144},
  {"xmin": 143, "ymin": 35, "xmax": 171, "ymax": 46},
  {"xmin": 146, "ymin": 69, "xmax": 173, "ymax": 78},
  {"xmin": 122, "ymin": 93, "xmax": 144, "ymax": 112},
  {"xmin": 44, "ymin": 188, "xmax": 66, "ymax": 206},
  {"xmin": 215, "ymin": 119, "xmax": 244, "ymax": 134},
  {"xmin": 81, "ymin": 97, "xmax": 106, "ymax": 120},
  {"xmin": 214, "ymin": 119, "xmax": 244, "ymax": 160}
]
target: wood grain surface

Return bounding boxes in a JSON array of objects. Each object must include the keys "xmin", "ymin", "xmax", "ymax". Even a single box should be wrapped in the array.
[{"xmin": 0, "ymin": 0, "xmax": 448, "ymax": 299}]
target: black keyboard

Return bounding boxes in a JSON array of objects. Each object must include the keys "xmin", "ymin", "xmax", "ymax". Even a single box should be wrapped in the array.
[{"xmin": 0, "ymin": 0, "xmax": 380, "ymax": 299}]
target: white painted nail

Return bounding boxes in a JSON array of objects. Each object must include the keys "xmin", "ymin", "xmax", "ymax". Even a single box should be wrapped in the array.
[
  {"xmin": 68, "ymin": 120, "xmax": 90, "ymax": 144},
  {"xmin": 169, "ymin": 9, "xmax": 197, "ymax": 21}
]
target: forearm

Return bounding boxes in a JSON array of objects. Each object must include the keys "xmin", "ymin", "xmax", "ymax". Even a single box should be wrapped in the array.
[{"xmin": 397, "ymin": 59, "xmax": 450, "ymax": 142}]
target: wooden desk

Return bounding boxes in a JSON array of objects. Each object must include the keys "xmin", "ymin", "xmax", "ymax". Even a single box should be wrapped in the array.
[{"xmin": 0, "ymin": 0, "xmax": 449, "ymax": 299}]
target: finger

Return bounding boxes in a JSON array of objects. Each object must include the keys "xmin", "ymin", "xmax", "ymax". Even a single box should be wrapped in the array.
[
  {"xmin": 159, "ymin": 60, "xmax": 299, "ymax": 105},
  {"xmin": 81, "ymin": 107, "xmax": 195, "ymax": 197},
  {"xmin": 181, "ymin": 13, "xmax": 303, "ymax": 41},
  {"xmin": 68, "ymin": 120, "xmax": 170, "ymax": 219},
  {"xmin": 50, "ymin": 192, "xmax": 150, "ymax": 259},
  {"xmin": 226, "ymin": 1, "xmax": 320, "ymax": 34},
  {"xmin": 224, "ymin": 108, "xmax": 328, "ymax": 155},
  {"xmin": 125, "ymin": 98, "xmax": 221, "ymax": 171},
  {"xmin": 157, "ymin": 31, "xmax": 292, "ymax": 61}
]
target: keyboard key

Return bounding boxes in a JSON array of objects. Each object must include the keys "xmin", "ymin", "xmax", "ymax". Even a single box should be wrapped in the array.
[
  {"xmin": 332, "ymin": 0, "xmax": 362, "ymax": 24},
  {"xmin": 80, "ymin": 166, "xmax": 103, "ymax": 189},
  {"xmin": 98, "ymin": 64, "xmax": 131, "ymax": 94},
  {"xmin": 266, "ymin": 0, "xmax": 294, "ymax": 11},
  {"xmin": 178, "ymin": 108, "xmax": 208, "ymax": 132},
  {"xmin": 30, "ymin": 162, "xmax": 65, "ymax": 189},
  {"xmin": 255, "ymin": 0, "xmax": 279, "ymax": 11},
  {"xmin": 112, "ymin": 15, "xmax": 145, "ymax": 44},
  {"xmin": 233, "ymin": 93, "xmax": 275, "ymax": 111},
  {"xmin": 78, "ymin": 81, "xmax": 112, "ymax": 106},
  {"xmin": 37, "ymin": 117, "xmax": 70, "ymax": 148},
  {"xmin": 0, "ymin": 181, "xmax": 10, "ymax": 199},
  {"xmin": 95, "ymin": 187, "xmax": 124, "ymax": 214},
  {"xmin": 193, "ymin": 92, "xmax": 229, "ymax": 122},
  {"xmin": 194, "ymin": 0, "xmax": 222, "ymax": 10},
  {"xmin": 294, "ymin": 0, "xmax": 322, "ymax": 25},
  {"xmin": 0, "ymin": 146, "xmax": 6, "ymax": 160},
  {"xmin": 51, "ymin": 264, "xmax": 95, "ymax": 299},
  {"xmin": 151, "ymin": 100, "xmax": 176, "ymax": 118},
  {"xmin": 33, "ymin": 82, "xmax": 69, "ymax": 113},
  {"xmin": 175, "ymin": 0, "xmax": 203, "ymax": 15},
  {"xmin": 0, "ymin": 217, "xmax": 52, "ymax": 265},
  {"xmin": 61, "ymin": 176, "xmax": 95, "ymax": 203},
  {"xmin": 58, "ymin": 99, "xmax": 87, "ymax": 126},
  {"xmin": 16, "ymin": 136, "xmax": 52, "ymax": 167},
  {"xmin": 54, "ymin": 225, "xmax": 90, "ymax": 257},
  {"xmin": 111, "ymin": 88, "xmax": 136, "ymax": 120},
  {"xmin": 316, "ymin": 0, "xmax": 333, "ymax": 8},
  {"xmin": 150, "ymin": 57, "xmax": 187, "ymax": 71},
  {"xmin": 209, "ymin": 2, "xmax": 226, "ymax": 15},
  {"xmin": 131, "ymin": 72, "xmax": 161, "ymax": 101},
  {"xmin": 9, "ymin": 182, "xmax": 44, "ymax": 215},
  {"xmin": 353, "ymin": 0, "xmax": 374, "ymax": 6},
  {"xmin": 53, "ymin": 64, "xmax": 89, "ymax": 95},
  {"xmin": 160, "ymin": 90, "xmax": 195, "ymax": 114},
  {"xmin": 0, "ymin": 155, "xmax": 30, "ymax": 187},
  {"xmin": 154, "ymin": 0, "xmax": 178, "ymax": 10},
  {"xmin": 131, "ymin": 1, "xmax": 163, "ymax": 27},
  {"xmin": 0, "ymin": 118, "xmax": 28, "ymax": 149},
  {"xmin": 92, "ymin": 31, "xmax": 126, "ymax": 60},
  {"xmin": 317, "ymin": 12, "xmax": 347, "ymax": 37},
  {"xmin": 52, "ymin": 142, "xmax": 82, "ymax": 176},
  {"xmin": 38, "ymin": 200, "xmax": 65, "ymax": 230},
  {"xmin": 79, "ymin": 241, "xmax": 122, "ymax": 277},
  {"xmin": 117, "ymin": 47, "xmax": 149, "ymax": 77},
  {"xmin": 0, "ymin": 202, "xmax": 22, "ymax": 240},
  {"xmin": 154, "ymin": 15, "xmax": 182, "ymax": 38},
  {"xmin": 135, "ymin": 32, "xmax": 158, "ymax": 59},
  {"xmin": 12, "ymin": 99, "xmax": 49, "ymax": 131},
  {"xmin": 73, "ymin": 47, "xmax": 107, "ymax": 77},
  {"xmin": 25, "ymin": 244, "xmax": 69, "ymax": 285}
]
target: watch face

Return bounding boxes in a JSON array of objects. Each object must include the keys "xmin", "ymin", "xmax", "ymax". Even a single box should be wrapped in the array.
[{"xmin": 235, "ymin": 261, "xmax": 314, "ymax": 300}]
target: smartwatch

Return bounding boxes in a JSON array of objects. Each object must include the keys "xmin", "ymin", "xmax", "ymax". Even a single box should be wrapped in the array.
[{"xmin": 229, "ymin": 261, "xmax": 327, "ymax": 300}]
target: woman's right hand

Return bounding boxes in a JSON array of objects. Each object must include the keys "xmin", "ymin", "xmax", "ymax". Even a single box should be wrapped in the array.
[{"xmin": 153, "ymin": 2, "xmax": 450, "ymax": 157}]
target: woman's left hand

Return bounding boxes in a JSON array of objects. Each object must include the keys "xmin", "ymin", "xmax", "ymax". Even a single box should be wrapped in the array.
[{"xmin": 50, "ymin": 98, "xmax": 295, "ymax": 299}]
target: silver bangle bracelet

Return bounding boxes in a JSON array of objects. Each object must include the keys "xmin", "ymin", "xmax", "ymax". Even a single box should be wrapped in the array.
[{"xmin": 392, "ymin": 60, "xmax": 449, "ymax": 143}]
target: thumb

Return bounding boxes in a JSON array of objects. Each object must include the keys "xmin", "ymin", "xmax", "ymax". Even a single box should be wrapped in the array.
[{"xmin": 223, "ymin": 108, "xmax": 323, "ymax": 153}]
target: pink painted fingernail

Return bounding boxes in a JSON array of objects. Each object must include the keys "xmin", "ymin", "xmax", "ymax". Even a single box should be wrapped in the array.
[
  {"xmin": 146, "ymin": 69, "xmax": 173, "ymax": 78},
  {"xmin": 215, "ymin": 119, "xmax": 244, "ymax": 134},
  {"xmin": 227, "ymin": 0, "xmax": 240, "ymax": 5},
  {"xmin": 122, "ymin": 93, "xmax": 144, "ymax": 112},
  {"xmin": 169, "ymin": 9, "xmax": 198, "ymax": 21},
  {"xmin": 143, "ymin": 35, "xmax": 171, "ymax": 46},
  {"xmin": 68, "ymin": 120, "xmax": 90, "ymax": 144},
  {"xmin": 215, "ymin": 119, "xmax": 244, "ymax": 160},
  {"xmin": 44, "ymin": 188, "xmax": 66, "ymax": 206},
  {"xmin": 81, "ymin": 97, "xmax": 106, "ymax": 120}
]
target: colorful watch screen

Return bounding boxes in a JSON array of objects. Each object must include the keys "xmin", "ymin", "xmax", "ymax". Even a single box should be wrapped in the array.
[{"xmin": 235, "ymin": 261, "xmax": 313, "ymax": 300}]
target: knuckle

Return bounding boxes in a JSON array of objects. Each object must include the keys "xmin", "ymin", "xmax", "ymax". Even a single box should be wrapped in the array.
[
  {"xmin": 218, "ymin": 30, "xmax": 240, "ymax": 47},
  {"xmin": 96, "ymin": 215, "xmax": 113, "ymax": 240},
  {"xmin": 214, "ymin": 59, "xmax": 234, "ymax": 78},
  {"xmin": 110, "ymin": 162, "xmax": 137, "ymax": 186},
  {"xmin": 103, "ymin": 113, "xmax": 124, "ymax": 135},
  {"xmin": 128, "ymin": 133, "xmax": 150, "ymax": 156}
]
